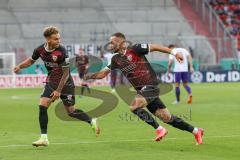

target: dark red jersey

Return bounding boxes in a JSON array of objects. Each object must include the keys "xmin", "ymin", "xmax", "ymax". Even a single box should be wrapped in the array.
[
  {"xmin": 107, "ymin": 44, "xmax": 158, "ymax": 90},
  {"xmin": 31, "ymin": 44, "xmax": 74, "ymax": 88}
]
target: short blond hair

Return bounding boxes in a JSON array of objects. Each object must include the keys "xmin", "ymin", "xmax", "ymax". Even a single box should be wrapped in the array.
[{"xmin": 43, "ymin": 26, "xmax": 59, "ymax": 38}]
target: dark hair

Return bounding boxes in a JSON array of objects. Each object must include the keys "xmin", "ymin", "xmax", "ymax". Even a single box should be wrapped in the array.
[
  {"xmin": 111, "ymin": 32, "xmax": 126, "ymax": 40},
  {"xmin": 43, "ymin": 26, "xmax": 59, "ymax": 38},
  {"xmin": 168, "ymin": 44, "xmax": 176, "ymax": 48}
]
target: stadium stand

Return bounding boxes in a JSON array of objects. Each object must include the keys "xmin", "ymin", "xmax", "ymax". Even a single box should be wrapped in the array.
[
  {"xmin": 208, "ymin": 0, "xmax": 240, "ymax": 50},
  {"xmin": 0, "ymin": 0, "xmax": 200, "ymax": 65}
]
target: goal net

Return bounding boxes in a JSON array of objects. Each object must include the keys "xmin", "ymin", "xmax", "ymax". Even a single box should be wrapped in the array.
[{"xmin": 0, "ymin": 52, "xmax": 16, "ymax": 75}]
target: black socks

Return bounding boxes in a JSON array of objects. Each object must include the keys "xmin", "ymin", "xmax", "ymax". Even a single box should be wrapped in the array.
[
  {"xmin": 167, "ymin": 115, "xmax": 194, "ymax": 133},
  {"xmin": 68, "ymin": 109, "xmax": 92, "ymax": 124},
  {"xmin": 132, "ymin": 108, "xmax": 159, "ymax": 129},
  {"xmin": 39, "ymin": 105, "xmax": 48, "ymax": 134}
]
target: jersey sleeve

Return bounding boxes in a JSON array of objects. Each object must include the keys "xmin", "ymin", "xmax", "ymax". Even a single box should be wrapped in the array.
[
  {"xmin": 107, "ymin": 56, "xmax": 117, "ymax": 70},
  {"xmin": 184, "ymin": 49, "xmax": 190, "ymax": 56},
  {"xmin": 169, "ymin": 54, "xmax": 175, "ymax": 60},
  {"xmin": 131, "ymin": 43, "xmax": 150, "ymax": 55},
  {"xmin": 31, "ymin": 49, "xmax": 40, "ymax": 61},
  {"xmin": 171, "ymin": 48, "xmax": 179, "ymax": 56}
]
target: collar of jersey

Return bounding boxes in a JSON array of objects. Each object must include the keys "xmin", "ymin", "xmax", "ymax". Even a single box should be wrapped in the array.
[
  {"xmin": 44, "ymin": 43, "xmax": 56, "ymax": 52},
  {"xmin": 118, "ymin": 49, "xmax": 127, "ymax": 57}
]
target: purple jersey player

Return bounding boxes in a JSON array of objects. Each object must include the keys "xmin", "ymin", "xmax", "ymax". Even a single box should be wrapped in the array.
[{"xmin": 167, "ymin": 44, "xmax": 194, "ymax": 104}]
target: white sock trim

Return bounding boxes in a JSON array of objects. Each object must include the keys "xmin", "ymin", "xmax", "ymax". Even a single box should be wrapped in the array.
[
  {"xmin": 157, "ymin": 126, "xmax": 163, "ymax": 130},
  {"xmin": 192, "ymin": 127, "xmax": 198, "ymax": 135},
  {"xmin": 41, "ymin": 134, "xmax": 48, "ymax": 139}
]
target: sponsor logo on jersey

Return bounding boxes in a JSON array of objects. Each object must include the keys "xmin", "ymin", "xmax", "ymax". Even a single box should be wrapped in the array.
[
  {"xmin": 127, "ymin": 55, "xmax": 132, "ymax": 61},
  {"xmin": 44, "ymin": 62, "xmax": 59, "ymax": 67}
]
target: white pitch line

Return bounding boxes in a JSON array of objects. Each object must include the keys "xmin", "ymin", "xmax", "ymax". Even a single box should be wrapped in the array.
[{"xmin": 0, "ymin": 134, "xmax": 240, "ymax": 148}]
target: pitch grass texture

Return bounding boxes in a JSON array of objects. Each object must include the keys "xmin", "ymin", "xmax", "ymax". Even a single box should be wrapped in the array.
[{"xmin": 0, "ymin": 83, "xmax": 240, "ymax": 160}]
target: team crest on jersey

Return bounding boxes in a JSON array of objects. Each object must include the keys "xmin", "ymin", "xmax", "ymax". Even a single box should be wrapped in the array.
[
  {"xmin": 52, "ymin": 50, "xmax": 62, "ymax": 62},
  {"xmin": 52, "ymin": 55, "xmax": 58, "ymax": 61},
  {"xmin": 127, "ymin": 55, "xmax": 132, "ymax": 61}
]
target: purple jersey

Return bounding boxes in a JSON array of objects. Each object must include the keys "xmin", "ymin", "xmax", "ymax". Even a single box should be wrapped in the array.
[
  {"xmin": 107, "ymin": 44, "xmax": 158, "ymax": 90},
  {"xmin": 31, "ymin": 44, "xmax": 74, "ymax": 88}
]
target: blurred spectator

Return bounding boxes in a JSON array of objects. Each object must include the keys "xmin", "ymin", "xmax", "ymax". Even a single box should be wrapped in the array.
[
  {"xmin": 209, "ymin": 0, "xmax": 240, "ymax": 51},
  {"xmin": 75, "ymin": 48, "xmax": 91, "ymax": 95}
]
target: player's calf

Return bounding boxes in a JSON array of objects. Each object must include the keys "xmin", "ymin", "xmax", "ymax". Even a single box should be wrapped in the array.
[
  {"xmin": 147, "ymin": 104, "xmax": 204, "ymax": 145},
  {"xmin": 132, "ymin": 108, "xmax": 159, "ymax": 129},
  {"xmin": 68, "ymin": 108, "xmax": 92, "ymax": 124},
  {"xmin": 67, "ymin": 108, "xmax": 100, "ymax": 136},
  {"xmin": 39, "ymin": 105, "xmax": 48, "ymax": 134},
  {"xmin": 166, "ymin": 115, "xmax": 204, "ymax": 145}
]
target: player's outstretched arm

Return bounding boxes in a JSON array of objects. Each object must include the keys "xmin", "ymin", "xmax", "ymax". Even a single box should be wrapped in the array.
[
  {"xmin": 149, "ymin": 44, "xmax": 183, "ymax": 63},
  {"xmin": 84, "ymin": 68, "xmax": 111, "ymax": 80},
  {"xmin": 149, "ymin": 44, "xmax": 172, "ymax": 54},
  {"xmin": 13, "ymin": 58, "xmax": 35, "ymax": 73}
]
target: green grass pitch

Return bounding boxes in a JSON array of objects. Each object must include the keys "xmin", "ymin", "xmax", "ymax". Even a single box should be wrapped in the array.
[{"xmin": 0, "ymin": 82, "xmax": 240, "ymax": 160}]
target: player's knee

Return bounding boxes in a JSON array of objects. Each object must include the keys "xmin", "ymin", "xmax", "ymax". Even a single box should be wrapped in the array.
[
  {"xmin": 39, "ymin": 98, "xmax": 51, "ymax": 107},
  {"xmin": 161, "ymin": 113, "xmax": 171, "ymax": 123},
  {"xmin": 154, "ymin": 108, "xmax": 171, "ymax": 122},
  {"xmin": 175, "ymin": 83, "xmax": 180, "ymax": 87},
  {"xmin": 130, "ymin": 99, "xmax": 146, "ymax": 112},
  {"xmin": 65, "ymin": 106, "xmax": 75, "ymax": 114},
  {"xmin": 68, "ymin": 110, "xmax": 76, "ymax": 117},
  {"xmin": 183, "ymin": 83, "xmax": 188, "ymax": 87}
]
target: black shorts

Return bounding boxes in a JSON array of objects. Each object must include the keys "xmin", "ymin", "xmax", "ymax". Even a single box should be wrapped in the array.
[
  {"xmin": 78, "ymin": 72, "xmax": 85, "ymax": 79},
  {"xmin": 137, "ymin": 85, "xmax": 166, "ymax": 110},
  {"xmin": 41, "ymin": 83, "xmax": 75, "ymax": 106},
  {"xmin": 146, "ymin": 97, "xmax": 166, "ymax": 114}
]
